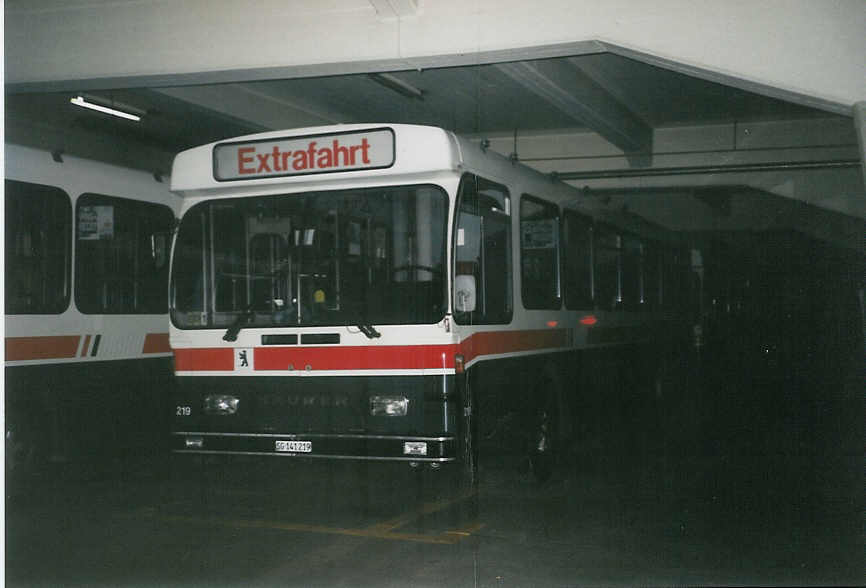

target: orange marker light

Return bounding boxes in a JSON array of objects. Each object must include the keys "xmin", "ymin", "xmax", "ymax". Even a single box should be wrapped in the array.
[
  {"xmin": 454, "ymin": 354, "xmax": 465, "ymax": 374},
  {"xmin": 579, "ymin": 315, "xmax": 598, "ymax": 326},
  {"xmin": 546, "ymin": 320, "xmax": 558, "ymax": 328}
]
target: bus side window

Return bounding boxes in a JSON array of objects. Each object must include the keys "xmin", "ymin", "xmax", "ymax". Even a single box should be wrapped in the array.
[
  {"xmin": 562, "ymin": 210, "xmax": 593, "ymax": 309},
  {"xmin": 75, "ymin": 193, "xmax": 175, "ymax": 314},
  {"xmin": 520, "ymin": 195, "xmax": 560, "ymax": 310},
  {"xmin": 643, "ymin": 242, "xmax": 661, "ymax": 309},
  {"xmin": 453, "ymin": 174, "xmax": 512, "ymax": 325},
  {"xmin": 661, "ymin": 248, "xmax": 688, "ymax": 311},
  {"xmin": 4, "ymin": 180, "xmax": 71, "ymax": 314},
  {"xmin": 594, "ymin": 226, "xmax": 622, "ymax": 311},
  {"xmin": 622, "ymin": 234, "xmax": 643, "ymax": 310}
]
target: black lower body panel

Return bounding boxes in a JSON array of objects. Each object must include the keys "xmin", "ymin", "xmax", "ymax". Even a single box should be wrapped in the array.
[{"xmin": 171, "ymin": 374, "xmax": 459, "ymax": 462}]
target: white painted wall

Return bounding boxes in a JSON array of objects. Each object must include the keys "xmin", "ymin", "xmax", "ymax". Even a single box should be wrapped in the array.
[{"xmin": 6, "ymin": 0, "xmax": 866, "ymax": 113}]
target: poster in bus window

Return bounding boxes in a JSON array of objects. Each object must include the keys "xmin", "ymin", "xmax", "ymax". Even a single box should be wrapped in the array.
[{"xmin": 78, "ymin": 205, "xmax": 114, "ymax": 240}]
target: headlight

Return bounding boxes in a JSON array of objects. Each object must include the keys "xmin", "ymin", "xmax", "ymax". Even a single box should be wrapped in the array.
[
  {"xmin": 369, "ymin": 395, "xmax": 409, "ymax": 417},
  {"xmin": 204, "ymin": 394, "xmax": 239, "ymax": 415}
]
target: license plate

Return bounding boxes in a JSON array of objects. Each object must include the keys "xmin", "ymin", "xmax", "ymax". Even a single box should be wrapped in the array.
[{"xmin": 275, "ymin": 440, "xmax": 312, "ymax": 453}]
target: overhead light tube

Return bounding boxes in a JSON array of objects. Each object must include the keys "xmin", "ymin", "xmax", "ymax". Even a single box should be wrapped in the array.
[{"xmin": 70, "ymin": 95, "xmax": 142, "ymax": 121}]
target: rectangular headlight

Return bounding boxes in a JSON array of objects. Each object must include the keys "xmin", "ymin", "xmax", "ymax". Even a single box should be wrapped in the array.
[
  {"xmin": 370, "ymin": 395, "xmax": 409, "ymax": 417},
  {"xmin": 204, "ymin": 394, "xmax": 239, "ymax": 415}
]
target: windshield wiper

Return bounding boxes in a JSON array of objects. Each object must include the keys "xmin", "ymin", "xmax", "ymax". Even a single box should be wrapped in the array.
[
  {"xmin": 223, "ymin": 307, "xmax": 255, "ymax": 342},
  {"xmin": 356, "ymin": 323, "xmax": 381, "ymax": 339}
]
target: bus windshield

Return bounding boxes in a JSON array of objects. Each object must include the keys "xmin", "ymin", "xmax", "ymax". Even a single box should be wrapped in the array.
[{"xmin": 171, "ymin": 184, "xmax": 448, "ymax": 329}]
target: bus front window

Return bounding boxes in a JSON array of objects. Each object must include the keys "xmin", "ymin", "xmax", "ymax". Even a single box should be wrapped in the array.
[{"xmin": 170, "ymin": 185, "xmax": 448, "ymax": 329}]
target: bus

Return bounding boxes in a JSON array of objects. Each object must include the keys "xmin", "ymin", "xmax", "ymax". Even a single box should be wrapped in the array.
[
  {"xmin": 167, "ymin": 124, "xmax": 694, "ymax": 482},
  {"xmin": 5, "ymin": 144, "xmax": 180, "ymax": 475}
]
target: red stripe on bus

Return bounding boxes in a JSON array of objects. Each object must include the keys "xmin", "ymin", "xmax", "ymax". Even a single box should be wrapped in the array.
[
  {"xmin": 458, "ymin": 329, "xmax": 569, "ymax": 365},
  {"xmin": 80, "ymin": 334, "xmax": 92, "ymax": 357},
  {"xmin": 174, "ymin": 348, "xmax": 235, "ymax": 371},
  {"xmin": 6, "ymin": 336, "xmax": 82, "ymax": 361},
  {"xmin": 143, "ymin": 333, "xmax": 171, "ymax": 354},
  {"xmin": 171, "ymin": 329, "xmax": 570, "ymax": 372},
  {"xmin": 253, "ymin": 344, "xmax": 458, "ymax": 371}
]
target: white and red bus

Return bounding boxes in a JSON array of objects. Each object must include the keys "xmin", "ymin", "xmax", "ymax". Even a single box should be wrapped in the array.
[
  {"xmin": 168, "ymin": 124, "xmax": 694, "ymax": 481},
  {"xmin": 5, "ymin": 144, "xmax": 180, "ymax": 469}
]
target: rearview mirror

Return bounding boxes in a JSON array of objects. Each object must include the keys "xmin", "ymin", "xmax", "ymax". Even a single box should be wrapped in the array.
[{"xmin": 454, "ymin": 274, "xmax": 476, "ymax": 313}]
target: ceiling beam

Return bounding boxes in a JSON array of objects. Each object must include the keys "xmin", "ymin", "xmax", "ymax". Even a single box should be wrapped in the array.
[
  {"xmin": 494, "ymin": 59, "xmax": 652, "ymax": 162},
  {"xmin": 153, "ymin": 84, "xmax": 350, "ymax": 132}
]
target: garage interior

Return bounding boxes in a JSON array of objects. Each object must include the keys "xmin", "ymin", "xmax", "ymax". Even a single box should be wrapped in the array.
[{"xmin": 4, "ymin": 1, "xmax": 865, "ymax": 586}]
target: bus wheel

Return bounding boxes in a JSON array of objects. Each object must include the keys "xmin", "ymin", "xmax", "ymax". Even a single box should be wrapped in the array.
[{"xmin": 529, "ymin": 383, "xmax": 557, "ymax": 483}]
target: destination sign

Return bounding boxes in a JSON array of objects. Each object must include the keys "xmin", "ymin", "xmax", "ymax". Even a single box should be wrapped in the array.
[{"xmin": 213, "ymin": 128, "xmax": 395, "ymax": 181}]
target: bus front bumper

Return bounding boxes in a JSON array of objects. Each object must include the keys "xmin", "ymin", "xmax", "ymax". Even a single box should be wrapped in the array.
[{"xmin": 171, "ymin": 431, "xmax": 457, "ymax": 462}]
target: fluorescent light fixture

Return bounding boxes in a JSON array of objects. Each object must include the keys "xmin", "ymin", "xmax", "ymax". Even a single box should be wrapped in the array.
[
  {"xmin": 70, "ymin": 95, "xmax": 142, "ymax": 121},
  {"xmin": 368, "ymin": 73, "xmax": 424, "ymax": 100}
]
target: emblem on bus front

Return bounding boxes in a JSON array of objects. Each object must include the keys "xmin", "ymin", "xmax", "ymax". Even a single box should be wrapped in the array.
[{"xmin": 234, "ymin": 348, "xmax": 254, "ymax": 371}]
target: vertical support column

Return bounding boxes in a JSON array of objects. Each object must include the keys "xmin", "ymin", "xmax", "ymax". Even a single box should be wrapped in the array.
[
  {"xmin": 415, "ymin": 188, "xmax": 434, "ymax": 282},
  {"xmin": 853, "ymin": 101, "xmax": 866, "ymax": 190},
  {"xmin": 392, "ymin": 190, "xmax": 410, "ymax": 282}
]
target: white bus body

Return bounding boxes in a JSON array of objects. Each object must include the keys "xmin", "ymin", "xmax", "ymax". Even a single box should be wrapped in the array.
[
  {"xmin": 5, "ymin": 144, "xmax": 180, "ymax": 465},
  {"xmin": 168, "ymin": 124, "xmax": 692, "ymax": 479}
]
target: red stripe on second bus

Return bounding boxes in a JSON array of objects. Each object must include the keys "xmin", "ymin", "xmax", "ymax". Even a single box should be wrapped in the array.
[
  {"xmin": 5, "ymin": 335, "xmax": 82, "ymax": 361},
  {"xmin": 143, "ymin": 333, "xmax": 171, "ymax": 354},
  {"xmin": 80, "ymin": 335, "xmax": 92, "ymax": 357}
]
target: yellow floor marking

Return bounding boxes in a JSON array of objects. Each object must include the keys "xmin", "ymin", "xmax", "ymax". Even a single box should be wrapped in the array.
[
  {"xmin": 145, "ymin": 512, "xmax": 480, "ymax": 545},
  {"xmin": 127, "ymin": 486, "xmax": 482, "ymax": 545},
  {"xmin": 365, "ymin": 487, "xmax": 478, "ymax": 533},
  {"xmin": 444, "ymin": 521, "xmax": 486, "ymax": 536}
]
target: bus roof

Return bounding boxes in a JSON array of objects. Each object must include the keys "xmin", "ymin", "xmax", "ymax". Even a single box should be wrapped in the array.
[
  {"xmin": 171, "ymin": 124, "xmax": 459, "ymax": 194},
  {"xmin": 169, "ymin": 123, "xmax": 682, "ymax": 244}
]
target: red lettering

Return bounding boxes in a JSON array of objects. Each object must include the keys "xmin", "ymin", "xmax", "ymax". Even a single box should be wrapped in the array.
[
  {"xmin": 317, "ymin": 148, "xmax": 333, "ymax": 168},
  {"xmin": 306, "ymin": 142, "xmax": 317, "ymax": 169},
  {"xmin": 292, "ymin": 150, "xmax": 308, "ymax": 170},
  {"xmin": 256, "ymin": 153, "xmax": 271, "ymax": 173},
  {"xmin": 360, "ymin": 137, "xmax": 371, "ymax": 164},
  {"xmin": 332, "ymin": 140, "xmax": 350, "ymax": 166},
  {"xmin": 238, "ymin": 147, "xmax": 255, "ymax": 174},
  {"xmin": 236, "ymin": 135, "xmax": 376, "ymax": 177}
]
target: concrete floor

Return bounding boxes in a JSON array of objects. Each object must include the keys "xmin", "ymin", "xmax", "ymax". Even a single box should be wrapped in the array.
[
  {"xmin": 6, "ymin": 342, "xmax": 865, "ymax": 587},
  {"xmin": 6, "ymin": 434, "xmax": 863, "ymax": 587}
]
